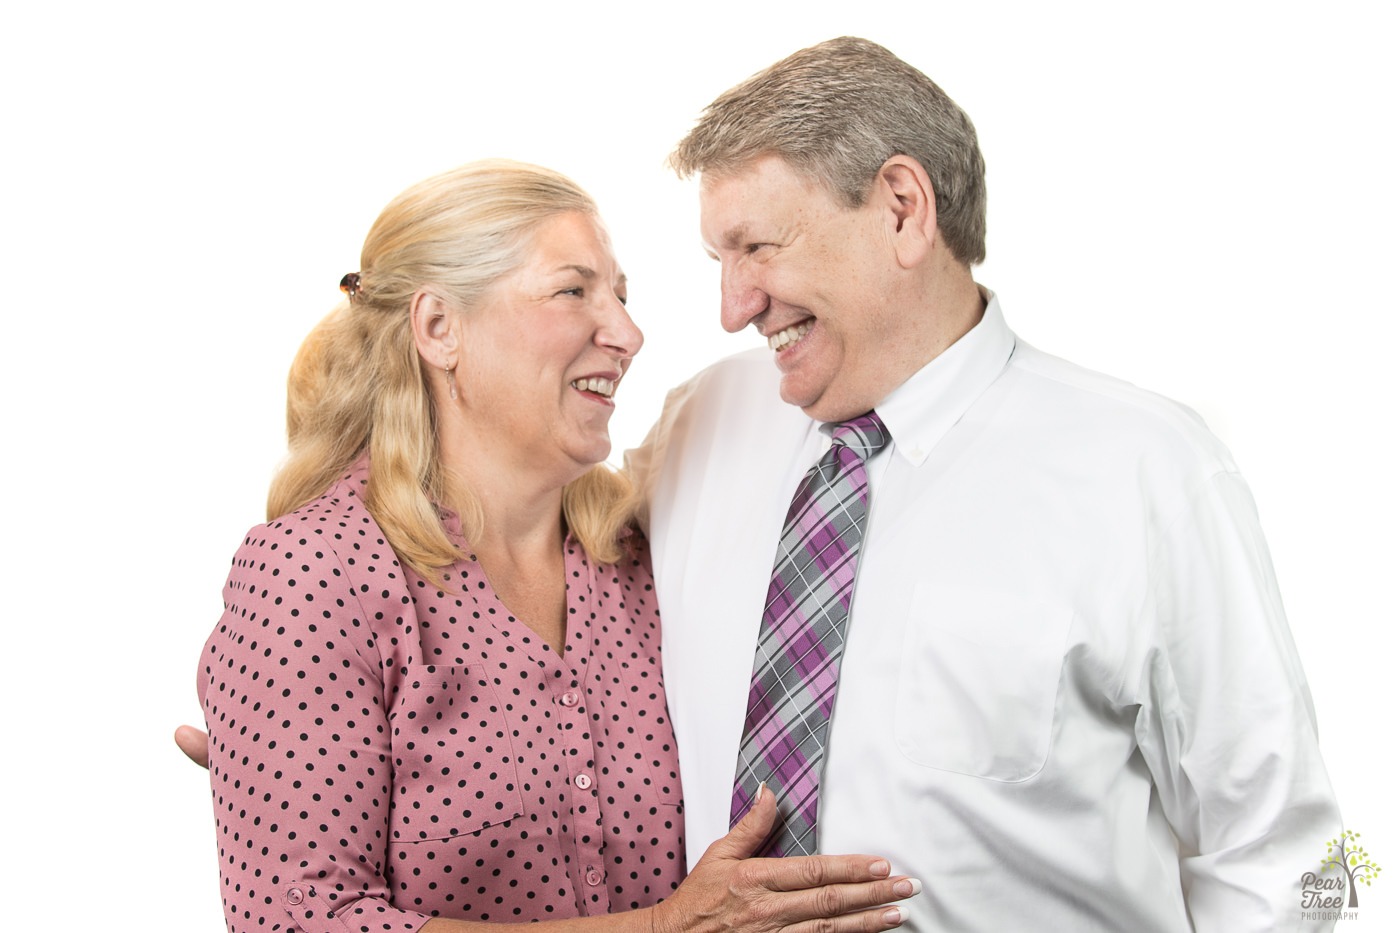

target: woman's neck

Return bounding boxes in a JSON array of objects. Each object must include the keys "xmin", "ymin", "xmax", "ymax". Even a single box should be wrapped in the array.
[{"xmin": 437, "ymin": 418, "xmax": 573, "ymax": 654}]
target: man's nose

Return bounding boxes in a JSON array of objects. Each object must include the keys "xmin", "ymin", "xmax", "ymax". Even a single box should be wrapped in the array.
[{"xmin": 720, "ymin": 263, "xmax": 768, "ymax": 333}]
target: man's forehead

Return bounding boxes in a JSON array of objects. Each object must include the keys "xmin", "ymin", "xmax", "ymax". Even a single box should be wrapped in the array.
[
  {"xmin": 696, "ymin": 173, "xmax": 748, "ymax": 249},
  {"xmin": 698, "ymin": 195, "xmax": 767, "ymax": 255},
  {"xmin": 698, "ymin": 158, "xmax": 798, "ymax": 232}
]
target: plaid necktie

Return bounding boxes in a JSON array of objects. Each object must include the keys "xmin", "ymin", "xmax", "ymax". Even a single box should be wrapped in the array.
[{"xmin": 730, "ymin": 410, "xmax": 889, "ymax": 856}]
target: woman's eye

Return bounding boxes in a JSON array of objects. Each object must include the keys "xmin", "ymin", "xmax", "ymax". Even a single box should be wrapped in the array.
[{"xmin": 558, "ymin": 286, "xmax": 584, "ymax": 298}]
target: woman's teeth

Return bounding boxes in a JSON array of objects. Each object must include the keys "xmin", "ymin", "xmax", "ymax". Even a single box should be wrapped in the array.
[
  {"xmin": 571, "ymin": 377, "xmax": 616, "ymax": 397},
  {"xmin": 768, "ymin": 321, "xmax": 813, "ymax": 351}
]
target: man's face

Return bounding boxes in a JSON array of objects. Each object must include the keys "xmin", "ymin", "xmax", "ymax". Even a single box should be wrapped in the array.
[{"xmin": 699, "ymin": 154, "xmax": 901, "ymax": 422}]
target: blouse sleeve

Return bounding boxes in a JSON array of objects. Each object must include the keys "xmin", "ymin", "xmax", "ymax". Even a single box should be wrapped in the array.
[{"xmin": 198, "ymin": 518, "xmax": 431, "ymax": 933}]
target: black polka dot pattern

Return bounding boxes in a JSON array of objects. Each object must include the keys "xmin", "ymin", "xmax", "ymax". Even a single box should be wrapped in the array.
[{"xmin": 199, "ymin": 460, "xmax": 685, "ymax": 931}]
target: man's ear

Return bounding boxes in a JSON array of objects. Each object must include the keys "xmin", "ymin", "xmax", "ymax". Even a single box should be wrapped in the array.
[
  {"xmin": 409, "ymin": 288, "xmax": 460, "ymax": 370},
  {"xmin": 873, "ymin": 155, "xmax": 938, "ymax": 269}
]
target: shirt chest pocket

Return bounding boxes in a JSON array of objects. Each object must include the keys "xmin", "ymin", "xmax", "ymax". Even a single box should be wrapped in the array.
[
  {"xmin": 894, "ymin": 581, "xmax": 1073, "ymax": 782},
  {"xmin": 390, "ymin": 664, "xmax": 525, "ymax": 841}
]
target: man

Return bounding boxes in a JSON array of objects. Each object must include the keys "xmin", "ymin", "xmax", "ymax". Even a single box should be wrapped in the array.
[
  {"xmin": 627, "ymin": 36, "xmax": 1339, "ymax": 932},
  {"xmin": 182, "ymin": 36, "xmax": 1339, "ymax": 931}
]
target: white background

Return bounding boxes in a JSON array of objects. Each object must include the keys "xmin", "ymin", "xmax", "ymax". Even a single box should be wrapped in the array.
[{"xmin": 2, "ymin": 1, "xmax": 1394, "ymax": 928}]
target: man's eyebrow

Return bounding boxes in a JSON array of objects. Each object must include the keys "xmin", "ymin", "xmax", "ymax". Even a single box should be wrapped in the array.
[
  {"xmin": 716, "ymin": 224, "xmax": 750, "ymax": 250},
  {"xmin": 698, "ymin": 225, "xmax": 749, "ymax": 259}
]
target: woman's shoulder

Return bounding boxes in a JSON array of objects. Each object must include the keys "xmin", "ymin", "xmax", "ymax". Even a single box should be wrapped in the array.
[
  {"xmin": 579, "ymin": 526, "xmax": 656, "ymax": 586},
  {"xmin": 224, "ymin": 461, "xmax": 407, "ymax": 613},
  {"xmin": 263, "ymin": 462, "xmax": 382, "ymax": 553},
  {"xmin": 200, "ymin": 467, "xmax": 411, "ymax": 744}
]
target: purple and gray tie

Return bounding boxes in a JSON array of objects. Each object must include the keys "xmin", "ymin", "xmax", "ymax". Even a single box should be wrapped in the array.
[{"xmin": 730, "ymin": 410, "xmax": 889, "ymax": 856}]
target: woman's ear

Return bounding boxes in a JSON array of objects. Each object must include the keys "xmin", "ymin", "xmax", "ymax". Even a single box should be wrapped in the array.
[
  {"xmin": 409, "ymin": 289, "xmax": 460, "ymax": 370},
  {"xmin": 872, "ymin": 155, "xmax": 938, "ymax": 270}
]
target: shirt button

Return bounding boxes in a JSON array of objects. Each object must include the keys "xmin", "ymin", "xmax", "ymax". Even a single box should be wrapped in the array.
[
  {"xmin": 286, "ymin": 887, "xmax": 304, "ymax": 906},
  {"xmin": 560, "ymin": 691, "xmax": 580, "ymax": 707},
  {"xmin": 574, "ymin": 772, "xmax": 593, "ymax": 790},
  {"xmin": 585, "ymin": 868, "xmax": 603, "ymax": 886}
]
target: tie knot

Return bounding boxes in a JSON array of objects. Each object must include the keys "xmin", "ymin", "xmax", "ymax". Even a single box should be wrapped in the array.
[{"xmin": 830, "ymin": 411, "xmax": 888, "ymax": 461}]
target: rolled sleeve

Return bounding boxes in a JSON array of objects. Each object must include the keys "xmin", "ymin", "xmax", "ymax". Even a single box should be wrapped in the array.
[
  {"xmin": 1135, "ymin": 471, "xmax": 1341, "ymax": 932},
  {"xmin": 199, "ymin": 519, "xmax": 431, "ymax": 933}
]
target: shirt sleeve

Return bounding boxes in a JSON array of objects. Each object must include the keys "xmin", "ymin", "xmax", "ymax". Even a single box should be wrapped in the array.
[
  {"xmin": 198, "ymin": 521, "xmax": 431, "ymax": 933},
  {"xmin": 623, "ymin": 369, "xmax": 706, "ymax": 538},
  {"xmin": 1133, "ymin": 470, "xmax": 1341, "ymax": 932}
]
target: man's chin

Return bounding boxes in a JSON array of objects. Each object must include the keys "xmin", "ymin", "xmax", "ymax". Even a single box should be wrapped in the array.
[
  {"xmin": 779, "ymin": 374, "xmax": 820, "ymax": 413},
  {"xmin": 780, "ymin": 366, "xmax": 871, "ymax": 422},
  {"xmin": 786, "ymin": 385, "xmax": 867, "ymax": 424}
]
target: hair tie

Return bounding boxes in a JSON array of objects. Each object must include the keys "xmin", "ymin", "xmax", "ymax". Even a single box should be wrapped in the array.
[{"xmin": 339, "ymin": 272, "xmax": 362, "ymax": 299}]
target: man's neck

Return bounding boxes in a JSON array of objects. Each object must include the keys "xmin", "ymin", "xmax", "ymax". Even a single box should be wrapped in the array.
[{"xmin": 887, "ymin": 262, "xmax": 987, "ymax": 393}]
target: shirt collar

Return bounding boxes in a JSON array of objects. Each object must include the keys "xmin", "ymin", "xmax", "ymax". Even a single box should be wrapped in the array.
[{"xmin": 870, "ymin": 286, "xmax": 1016, "ymax": 467}]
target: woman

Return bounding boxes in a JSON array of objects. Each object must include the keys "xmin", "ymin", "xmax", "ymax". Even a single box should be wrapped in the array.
[{"xmin": 197, "ymin": 160, "xmax": 913, "ymax": 933}]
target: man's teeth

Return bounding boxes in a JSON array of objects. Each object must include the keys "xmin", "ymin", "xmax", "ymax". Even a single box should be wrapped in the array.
[
  {"xmin": 768, "ymin": 321, "xmax": 813, "ymax": 351},
  {"xmin": 571, "ymin": 377, "xmax": 616, "ymax": 397}
]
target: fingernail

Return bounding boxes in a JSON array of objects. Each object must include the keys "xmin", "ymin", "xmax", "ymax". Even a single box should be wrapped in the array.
[
  {"xmin": 893, "ymin": 877, "xmax": 923, "ymax": 898},
  {"xmin": 882, "ymin": 906, "xmax": 906, "ymax": 926},
  {"xmin": 870, "ymin": 859, "xmax": 891, "ymax": 877}
]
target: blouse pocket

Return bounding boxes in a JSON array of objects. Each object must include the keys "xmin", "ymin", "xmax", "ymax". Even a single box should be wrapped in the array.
[
  {"xmin": 390, "ymin": 663, "xmax": 525, "ymax": 842},
  {"xmin": 600, "ymin": 696, "xmax": 685, "ymax": 809},
  {"xmin": 894, "ymin": 581, "xmax": 1073, "ymax": 782}
]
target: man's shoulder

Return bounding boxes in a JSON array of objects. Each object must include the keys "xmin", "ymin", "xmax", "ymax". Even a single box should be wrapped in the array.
[
  {"xmin": 647, "ymin": 347, "xmax": 802, "ymax": 442},
  {"xmin": 1006, "ymin": 341, "xmax": 1236, "ymax": 474},
  {"xmin": 672, "ymin": 346, "xmax": 785, "ymax": 407},
  {"xmin": 626, "ymin": 348, "xmax": 804, "ymax": 531}
]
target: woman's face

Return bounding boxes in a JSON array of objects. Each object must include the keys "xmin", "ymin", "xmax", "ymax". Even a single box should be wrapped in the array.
[{"xmin": 454, "ymin": 211, "xmax": 643, "ymax": 482}]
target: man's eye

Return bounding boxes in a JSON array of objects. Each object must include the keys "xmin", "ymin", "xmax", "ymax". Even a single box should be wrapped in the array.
[
  {"xmin": 746, "ymin": 243, "xmax": 772, "ymax": 255},
  {"xmin": 616, "ymin": 295, "xmax": 628, "ymax": 306},
  {"xmin": 558, "ymin": 287, "xmax": 584, "ymax": 297}
]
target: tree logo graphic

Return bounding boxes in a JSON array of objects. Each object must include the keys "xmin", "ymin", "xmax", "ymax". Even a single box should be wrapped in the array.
[{"xmin": 1314, "ymin": 829, "xmax": 1382, "ymax": 909}]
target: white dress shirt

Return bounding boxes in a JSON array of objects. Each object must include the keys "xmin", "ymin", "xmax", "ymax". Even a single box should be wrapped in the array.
[{"xmin": 628, "ymin": 292, "xmax": 1340, "ymax": 932}]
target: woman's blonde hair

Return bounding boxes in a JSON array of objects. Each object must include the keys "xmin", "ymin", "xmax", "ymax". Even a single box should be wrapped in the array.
[{"xmin": 268, "ymin": 160, "xmax": 638, "ymax": 580}]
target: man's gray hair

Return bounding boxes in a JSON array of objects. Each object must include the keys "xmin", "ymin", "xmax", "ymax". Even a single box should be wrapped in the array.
[{"xmin": 669, "ymin": 36, "xmax": 987, "ymax": 266}]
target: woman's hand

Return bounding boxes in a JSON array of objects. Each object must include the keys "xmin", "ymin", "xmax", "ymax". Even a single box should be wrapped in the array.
[
  {"xmin": 652, "ymin": 787, "xmax": 920, "ymax": 933},
  {"xmin": 178, "ymin": 724, "xmax": 919, "ymax": 933},
  {"xmin": 173, "ymin": 725, "xmax": 209, "ymax": 768}
]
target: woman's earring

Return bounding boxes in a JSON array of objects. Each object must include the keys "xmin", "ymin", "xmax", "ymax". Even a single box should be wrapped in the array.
[{"xmin": 445, "ymin": 364, "xmax": 458, "ymax": 401}]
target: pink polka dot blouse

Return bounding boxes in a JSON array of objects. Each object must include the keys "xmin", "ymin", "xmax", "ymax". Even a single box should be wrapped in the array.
[{"xmin": 198, "ymin": 461, "xmax": 685, "ymax": 932}]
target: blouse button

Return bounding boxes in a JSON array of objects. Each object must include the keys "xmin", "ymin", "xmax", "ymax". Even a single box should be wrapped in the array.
[
  {"xmin": 286, "ymin": 887, "xmax": 305, "ymax": 906},
  {"xmin": 585, "ymin": 867, "xmax": 603, "ymax": 886},
  {"xmin": 560, "ymin": 691, "xmax": 580, "ymax": 707},
  {"xmin": 574, "ymin": 772, "xmax": 594, "ymax": 790}
]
